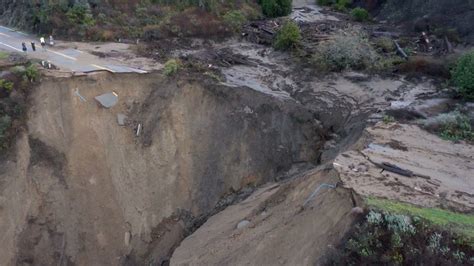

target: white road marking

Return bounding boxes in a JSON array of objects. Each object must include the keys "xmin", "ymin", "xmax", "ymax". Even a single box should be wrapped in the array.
[
  {"xmin": 0, "ymin": 41, "xmax": 23, "ymax": 52},
  {"xmin": 1, "ymin": 24, "xmax": 147, "ymax": 74},
  {"xmin": 91, "ymin": 64, "xmax": 115, "ymax": 72},
  {"xmin": 46, "ymin": 49, "xmax": 77, "ymax": 61}
]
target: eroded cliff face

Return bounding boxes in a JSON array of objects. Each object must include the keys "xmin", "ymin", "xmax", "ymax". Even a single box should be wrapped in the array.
[{"xmin": 0, "ymin": 72, "xmax": 331, "ymax": 265}]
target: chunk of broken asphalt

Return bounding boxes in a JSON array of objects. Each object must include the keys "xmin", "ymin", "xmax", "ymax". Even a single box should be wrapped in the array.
[{"xmin": 95, "ymin": 92, "xmax": 118, "ymax": 108}]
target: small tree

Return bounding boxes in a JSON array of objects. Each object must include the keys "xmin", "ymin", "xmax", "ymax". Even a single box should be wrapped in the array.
[
  {"xmin": 66, "ymin": 4, "xmax": 95, "ymax": 27},
  {"xmin": 163, "ymin": 59, "xmax": 180, "ymax": 76},
  {"xmin": 0, "ymin": 79, "xmax": 14, "ymax": 92},
  {"xmin": 452, "ymin": 50, "xmax": 474, "ymax": 100},
  {"xmin": 351, "ymin": 7, "xmax": 370, "ymax": 21},
  {"xmin": 223, "ymin": 10, "xmax": 247, "ymax": 32},
  {"xmin": 24, "ymin": 64, "xmax": 39, "ymax": 82},
  {"xmin": 274, "ymin": 21, "xmax": 301, "ymax": 50},
  {"xmin": 259, "ymin": 0, "xmax": 292, "ymax": 18}
]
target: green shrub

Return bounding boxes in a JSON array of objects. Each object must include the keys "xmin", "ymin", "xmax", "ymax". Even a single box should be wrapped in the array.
[
  {"xmin": 0, "ymin": 52, "xmax": 8, "ymax": 60},
  {"xmin": 383, "ymin": 115, "xmax": 395, "ymax": 124},
  {"xmin": 163, "ymin": 59, "xmax": 180, "ymax": 76},
  {"xmin": 66, "ymin": 4, "xmax": 95, "ymax": 26},
  {"xmin": 312, "ymin": 29, "xmax": 379, "ymax": 72},
  {"xmin": 422, "ymin": 111, "xmax": 473, "ymax": 142},
  {"xmin": 258, "ymin": 0, "xmax": 292, "ymax": 18},
  {"xmin": 373, "ymin": 37, "xmax": 395, "ymax": 53},
  {"xmin": 10, "ymin": 66, "xmax": 26, "ymax": 75},
  {"xmin": 0, "ymin": 79, "xmax": 14, "ymax": 92},
  {"xmin": 24, "ymin": 64, "xmax": 40, "ymax": 82},
  {"xmin": 333, "ymin": 0, "xmax": 352, "ymax": 11},
  {"xmin": 223, "ymin": 10, "xmax": 247, "ymax": 32},
  {"xmin": 376, "ymin": 57, "xmax": 406, "ymax": 71},
  {"xmin": 452, "ymin": 50, "xmax": 474, "ymax": 100},
  {"xmin": 317, "ymin": 0, "xmax": 333, "ymax": 5},
  {"xmin": 351, "ymin": 7, "xmax": 370, "ymax": 21},
  {"xmin": 439, "ymin": 112, "xmax": 473, "ymax": 142},
  {"xmin": 329, "ymin": 206, "xmax": 474, "ymax": 265},
  {"xmin": 317, "ymin": 0, "xmax": 352, "ymax": 10},
  {"xmin": 274, "ymin": 21, "xmax": 301, "ymax": 50}
]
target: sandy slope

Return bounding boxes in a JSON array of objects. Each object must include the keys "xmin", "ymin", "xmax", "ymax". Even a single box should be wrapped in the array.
[{"xmin": 335, "ymin": 123, "xmax": 474, "ymax": 212}]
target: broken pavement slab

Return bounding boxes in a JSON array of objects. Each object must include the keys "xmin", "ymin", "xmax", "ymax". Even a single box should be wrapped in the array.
[
  {"xmin": 95, "ymin": 92, "xmax": 118, "ymax": 108},
  {"xmin": 334, "ymin": 122, "xmax": 474, "ymax": 212}
]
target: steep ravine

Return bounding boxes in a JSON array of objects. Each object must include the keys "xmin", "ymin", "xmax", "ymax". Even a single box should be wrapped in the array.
[{"xmin": 0, "ymin": 72, "xmax": 358, "ymax": 265}]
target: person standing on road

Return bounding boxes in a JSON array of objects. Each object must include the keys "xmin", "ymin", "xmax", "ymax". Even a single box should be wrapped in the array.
[
  {"xmin": 21, "ymin": 42, "xmax": 27, "ymax": 52},
  {"xmin": 31, "ymin": 41, "xmax": 36, "ymax": 51},
  {"xmin": 49, "ymin": 35, "xmax": 54, "ymax": 46},
  {"xmin": 40, "ymin": 37, "xmax": 46, "ymax": 50}
]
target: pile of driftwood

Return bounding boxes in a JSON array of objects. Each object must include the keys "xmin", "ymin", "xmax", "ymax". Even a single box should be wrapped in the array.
[
  {"xmin": 371, "ymin": 30, "xmax": 455, "ymax": 58},
  {"xmin": 299, "ymin": 21, "xmax": 352, "ymax": 51},
  {"xmin": 213, "ymin": 48, "xmax": 257, "ymax": 67},
  {"xmin": 242, "ymin": 20, "xmax": 279, "ymax": 45}
]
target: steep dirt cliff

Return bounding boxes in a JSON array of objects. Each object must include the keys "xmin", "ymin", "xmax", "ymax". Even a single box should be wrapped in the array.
[{"xmin": 0, "ymin": 72, "xmax": 333, "ymax": 265}]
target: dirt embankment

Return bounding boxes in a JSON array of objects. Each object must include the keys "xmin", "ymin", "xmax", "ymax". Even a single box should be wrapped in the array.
[
  {"xmin": 335, "ymin": 122, "xmax": 474, "ymax": 213},
  {"xmin": 171, "ymin": 166, "xmax": 360, "ymax": 265},
  {"xmin": 0, "ymin": 71, "xmax": 338, "ymax": 265}
]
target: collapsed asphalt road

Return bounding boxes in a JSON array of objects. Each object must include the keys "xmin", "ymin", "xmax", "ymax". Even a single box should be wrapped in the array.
[{"xmin": 0, "ymin": 25, "xmax": 147, "ymax": 74}]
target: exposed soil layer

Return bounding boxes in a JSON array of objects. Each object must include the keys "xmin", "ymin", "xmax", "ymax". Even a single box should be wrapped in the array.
[
  {"xmin": 171, "ymin": 166, "xmax": 361, "ymax": 265},
  {"xmin": 0, "ymin": 71, "xmax": 350, "ymax": 265},
  {"xmin": 2, "ymin": 1, "xmax": 474, "ymax": 265},
  {"xmin": 335, "ymin": 123, "xmax": 474, "ymax": 213}
]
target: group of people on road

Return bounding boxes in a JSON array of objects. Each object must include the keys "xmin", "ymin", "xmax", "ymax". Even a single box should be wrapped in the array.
[{"xmin": 21, "ymin": 35, "xmax": 54, "ymax": 52}]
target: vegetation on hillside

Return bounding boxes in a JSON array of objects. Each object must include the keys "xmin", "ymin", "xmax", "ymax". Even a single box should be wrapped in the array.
[
  {"xmin": 351, "ymin": 7, "xmax": 370, "ymax": 21},
  {"xmin": 312, "ymin": 29, "xmax": 379, "ymax": 72},
  {"xmin": 258, "ymin": 0, "xmax": 292, "ymax": 17},
  {"xmin": 327, "ymin": 198, "xmax": 474, "ymax": 265},
  {"xmin": 163, "ymin": 59, "xmax": 180, "ymax": 76},
  {"xmin": 317, "ymin": 0, "xmax": 352, "ymax": 12},
  {"xmin": 421, "ymin": 111, "xmax": 474, "ymax": 142},
  {"xmin": 452, "ymin": 50, "xmax": 474, "ymax": 100},
  {"xmin": 7, "ymin": 1, "xmax": 282, "ymax": 40},
  {"xmin": 0, "ymin": 57, "xmax": 39, "ymax": 150},
  {"xmin": 438, "ymin": 113, "xmax": 474, "ymax": 142},
  {"xmin": 366, "ymin": 198, "xmax": 474, "ymax": 238},
  {"xmin": 274, "ymin": 20, "xmax": 301, "ymax": 50}
]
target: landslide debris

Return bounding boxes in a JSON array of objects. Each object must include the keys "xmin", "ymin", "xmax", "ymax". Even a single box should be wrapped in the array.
[
  {"xmin": 1, "ymin": 1, "xmax": 474, "ymax": 265},
  {"xmin": 335, "ymin": 123, "xmax": 474, "ymax": 213},
  {"xmin": 0, "ymin": 71, "xmax": 345, "ymax": 265},
  {"xmin": 171, "ymin": 166, "xmax": 360, "ymax": 265}
]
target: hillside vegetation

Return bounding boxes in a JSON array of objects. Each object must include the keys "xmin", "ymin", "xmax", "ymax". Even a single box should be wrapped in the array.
[{"xmin": 0, "ymin": 0, "xmax": 268, "ymax": 40}]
